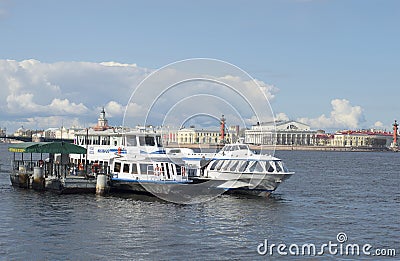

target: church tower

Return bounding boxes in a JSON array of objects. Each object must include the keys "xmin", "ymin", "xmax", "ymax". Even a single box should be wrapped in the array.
[{"xmin": 93, "ymin": 107, "xmax": 110, "ymax": 131}]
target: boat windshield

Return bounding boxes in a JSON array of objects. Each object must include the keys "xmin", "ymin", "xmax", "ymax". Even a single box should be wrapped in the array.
[
  {"xmin": 138, "ymin": 135, "xmax": 157, "ymax": 146},
  {"xmin": 239, "ymin": 145, "xmax": 249, "ymax": 150},
  {"xmin": 221, "ymin": 144, "xmax": 250, "ymax": 152},
  {"xmin": 126, "ymin": 135, "xmax": 137, "ymax": 146}
]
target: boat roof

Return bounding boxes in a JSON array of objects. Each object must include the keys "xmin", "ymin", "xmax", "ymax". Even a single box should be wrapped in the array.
[
  {"xmin": 115, "ymin": 155, "xmax": 185, "ymax": 164},
  {"xmin": 8, "ymin": 142, "xmax": 87, "ymax": 154}
]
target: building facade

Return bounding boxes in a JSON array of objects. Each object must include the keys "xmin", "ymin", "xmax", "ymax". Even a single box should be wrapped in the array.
[
  {"xmin": 332, "ymin": 130, "xmax": 393, "ymax": 148},
  {"xmin": 245, "ymin": 120, "xmax": 317, "ymax": 145},
  {"xmin": 177, "ymin": 128, "xmax": 234, "ymax": 145}
]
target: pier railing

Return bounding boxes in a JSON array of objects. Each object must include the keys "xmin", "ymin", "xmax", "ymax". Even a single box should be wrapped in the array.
[{"xmin": 12, "ymin": 159, "xmax": 109, "ymax": 179}]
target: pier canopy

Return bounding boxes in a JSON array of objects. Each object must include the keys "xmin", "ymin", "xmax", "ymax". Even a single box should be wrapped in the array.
[{"xmin": 8, "ymin": 142, "xmax": 86, "ymax": 154}]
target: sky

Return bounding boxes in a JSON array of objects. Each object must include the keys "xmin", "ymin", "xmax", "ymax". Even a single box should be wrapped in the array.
[{"xmin": 0, "ymin": 0, "xmax": 399, "ymax": 133}]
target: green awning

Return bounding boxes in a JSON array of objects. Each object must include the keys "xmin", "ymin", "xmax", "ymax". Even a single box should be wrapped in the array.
[
  {"xmin": 8, "ymin": 142, "xmax": 87, "ymax": 154},
  {"xmin": 8, "ymin": 142, "xmax": 41, "ymax": 153}
]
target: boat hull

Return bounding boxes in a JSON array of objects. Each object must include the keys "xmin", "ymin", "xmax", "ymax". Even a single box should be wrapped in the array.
[
  {"xmin": 111, "ymin": 179, "xmax": 191, "ymax": 195},
  {"xmin": 192, "ymin": 172, "xmax": 294, "ymax": 197}
]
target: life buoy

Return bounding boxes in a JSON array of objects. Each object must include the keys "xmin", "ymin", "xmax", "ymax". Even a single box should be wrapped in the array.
[
  {"xmin": 92, "ymin": 163, "xmax": 100, "ymax": 173},
  {"xmin": 117, "ymin": 147, "xmax": 121, "ymax": 155},
  {"xmin": 154, "ymin": 165, "xmax": 161, "ymax": 176},
  {"xmin": 181, "ymin": 166, "xmax": 186, "ymax": 177}
]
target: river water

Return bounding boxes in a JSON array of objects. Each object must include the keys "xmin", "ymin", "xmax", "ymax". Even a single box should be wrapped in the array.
[{"xmin": 0, "ymin": 143, "xmax": 398, "ymax": 260}]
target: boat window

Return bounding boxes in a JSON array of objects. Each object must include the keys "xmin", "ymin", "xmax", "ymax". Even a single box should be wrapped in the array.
[
  {"xmin": 126, "ymin": 135, "xmax": 137, "ymax": 146},
  {"xmin": 145, "ymin": 136, "xmax": 155, "ymax": 146},
  {"xmin": 139, "ymin": 164, "xmax": 153, "ymax": 175},
  {"xmin": 255, "ymin": 161, "xmax": 264, "ymax": 172},
  {"xmin": 209, "ymin": 160, "xmax": 219, "ymax": 170},
  {"xmin": 221, "ymin": 160, "xmax": 232, "ymax": 170},
  {"xmin": 187, "ymin": 168, "xmax": 197, "ymax": 177},
  {"xmin": 248, "ymin": 161, "xmax": 264, "ymax": 172},
  {"xmin": 229, "ymin": 161, "xmax": 239, "ymax": 171},
  {"xmin": 164, "ymin": 163, "xmax": 170, "ymax": 179},
  {"xmin": 113, "ymin": 162, "xmax": 121, "ymax": 173},
  {"xmin": 101, "ymin": 136, "xmax": 110, "ymax": 145},
  {"xmin": 239, "ymin": 145, "xmax": 249, "ymax": 150},
  {"xmin": 215, "ymin": 160, "xmax": 225, "ymax": 170},
  {"xmin": 245, "ymin": 161, "xmax": 256, "ymax": 172},
  {"xmin": 123, "ymin": 163, "xmax": 130, "ymax": 173},
  {"xmin": 266, "ymin": 161, "xmax": 274, "ymax": 172},
  {"xmin": 274, "ymin": 161, "xmax": 283, "ymax": 172},
  {"xmin": 237, "ymin": 160, "xmax": 249, "ymax": 172},
  {"xmin": 233, "ymin": 145, "xmax": 240, "ymax": 151},
  {"xmin": 131, "ymin": 163, "xmax": 138, "ymax": 174},
  {"xmin": 139, "ymin": 136, "xmax": 145, "ymax": 146},
  {"xmin": 92, "ymin": 136, "xmax": 99, "ymax": 145},
  {"xmin": 268, "ymin": 161, "xmax": 276, "ymax": 172},
  {"xmin": 175, "ymin": 164, "xmax": 182, "ymax": 175}
]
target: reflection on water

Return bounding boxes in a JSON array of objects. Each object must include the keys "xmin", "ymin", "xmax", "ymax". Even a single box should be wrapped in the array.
[{"xmin": 0, "ymin": 144, "xmax": 398, "ymax": 260}]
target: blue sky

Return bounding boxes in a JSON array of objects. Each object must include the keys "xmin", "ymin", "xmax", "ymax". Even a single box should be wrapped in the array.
[{"xmin": 0, "ymin": 0, "xmax": 399, "ymax": 132}]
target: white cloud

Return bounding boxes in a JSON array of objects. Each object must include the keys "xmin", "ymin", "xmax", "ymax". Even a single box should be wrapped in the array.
[
  {"xmin": 103, "ymin": 101, "xmax": 125, "ymax": 117},
  {"xmin": 297, "ymin": 99, "xmax": 365, "ymax": 130},
  {"xmin": 0, "ymin": 59, "xmax": 279, "ymax": 132},
  {"xmin": 6, "ymin": 93, "xmax": 39, "ymax": 112},
  {"xmin": 217, "ymin": 75, "xmax": 278, "ymax": 102},
  {"xmin": 100, "ymin": 62, "xmax": 137, "ymax": 67},
  {"xmin": 0, "ymin": 59, "xmax": 150, "ymax": 131},
  {"xmin": 374, "ymin": 121, "xmax": 383, "ymax": 128},
  {"xmin": 49, "ymin": 98, "xmax": 88, "ymax": 115},
  {"xmin": 24, "ymin": 116, "xmax": 84, "ymax": 130},
  {"xmin": 123, "ymin": 65, "xmax": 279, "ymax": 128},
  {"xmin": 275, "ymin": 112, "xmax": 289, "ymax": 122}
]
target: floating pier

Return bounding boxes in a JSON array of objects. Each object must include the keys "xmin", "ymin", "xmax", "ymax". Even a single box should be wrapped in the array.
[{"xmin": 8, "ymin": 142, "xmax": 110, "ymax": 194}]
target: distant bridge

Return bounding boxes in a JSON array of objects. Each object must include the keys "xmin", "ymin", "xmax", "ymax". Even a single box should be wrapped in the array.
[{"xmin": 0, "ymin": 135, "xmax": 73, "ymax": 143}]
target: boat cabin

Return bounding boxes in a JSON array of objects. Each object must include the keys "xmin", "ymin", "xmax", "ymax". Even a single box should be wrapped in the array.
[
  {"xmin": 70, "ymin": 129, "xmax": 165, "ymax": 171},
  {"xmin": 111, "ymin": 159, "xmax": 188, "ymax": 182},
  {"xmin": 207, "ymin": 158, "xmax": 289, "ymax": 174}
]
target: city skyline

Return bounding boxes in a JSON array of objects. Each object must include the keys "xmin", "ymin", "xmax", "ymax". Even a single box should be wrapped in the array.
[{"xmin": 1, "ymin": 0, "xmax": 399, "ymax": 132}]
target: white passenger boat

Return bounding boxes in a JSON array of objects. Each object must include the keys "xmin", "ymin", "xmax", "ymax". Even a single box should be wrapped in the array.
[
  {"xmin": 69, "ymin": 108, "xmax": 166, "ymax": 168},
  {"xmin": 110, "ymin": 155, "xmax": 192, "ymax": 195},
  {"xmin": 108, "ymin": 141, "xmax": 294, "ymax": 198},
  {"xmin": 176, "ymin": 143, "xmax": 294, "ymax": 197},
  {"xmin": 69, "ymin": 128, "xmax": 165, "ymax": 169}
]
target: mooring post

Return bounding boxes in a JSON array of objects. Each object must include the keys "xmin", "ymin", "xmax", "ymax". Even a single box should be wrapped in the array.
[
  {"xmin": 96, "ymin": 174, "xmax": 107, "ymax": 196},
  {"xmin": 32, "ymin": 166, "xmax": 45, "ymax": 190}
]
